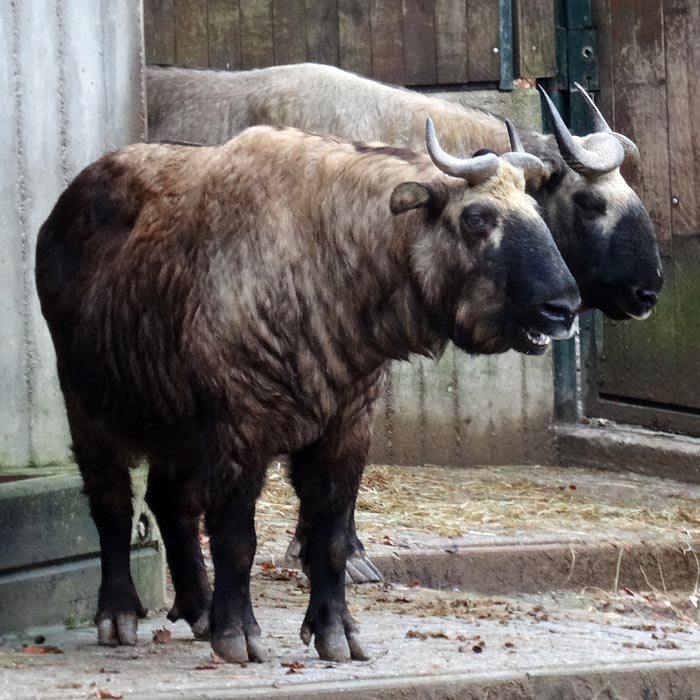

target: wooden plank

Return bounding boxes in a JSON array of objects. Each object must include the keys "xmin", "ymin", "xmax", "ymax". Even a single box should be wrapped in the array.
[
  {"xmin": 143, "ymin": 0, "xmax": 176, "ymax": 65},
  {"xmin": 240, "ymin": 0, "xmax": 274, "ymax": 69},
  {"xmin": 465, "ymin": 0, "xmax": 499, "ymax": 82},
  {"xmin": 207, "ymin": 0, "xmax": 242, "ymax": 70},
  {"xmin": 402, "ymin": 0, "xmax": 437, "ymax": 85},
  {"xmin": 369, "ymin": 0, "xmax": 404, "ymax": 84},
  {"xmin": 513, "ymin": 0, "xmax": 556, "ymax": 78},
  {"xmin": 610, "ymin": 0, "xmax": 665, "ymax": 85},
  {"xmin": 435, "ymin": 0, "xmax": 468, "ymax": 84},
  {"xmin": 590, "ymin": 0, "xmax": 614, "ymax": 121},
  {"xmin": 339, "ymin": 0, "xmax": 371, "ymax": 76},
  {"xmin": 306, "ymin": 0, "xmax": 340, "ymax": 64},
  {"xmin": 273, "ymin": 0, "xmax": 306, "ymax": 65},
  {"xmin": 664, "ymin": 0, "xmax": 700, "ymax": 237},
  {"xmin": 174, "ymin": 0, "xmax": 209, "ymax": 67}
]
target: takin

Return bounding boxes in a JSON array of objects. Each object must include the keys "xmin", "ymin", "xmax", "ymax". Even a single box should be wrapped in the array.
[
  {"xmin": 147, "ymin": 62, "xmax": 664, "ymax": 583},
  {"xmin": 148, "ymin": 63, "xmax": 662, "ymax": 321},
  {"xmin": 36, "ymin": 122, "xmax": 579, "ymax": 663}
]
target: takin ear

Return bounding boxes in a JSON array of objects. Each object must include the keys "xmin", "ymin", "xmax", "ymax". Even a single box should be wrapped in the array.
[{"xmin": 390, "ymin": 182, "xmax": 446, "ymax": 216}]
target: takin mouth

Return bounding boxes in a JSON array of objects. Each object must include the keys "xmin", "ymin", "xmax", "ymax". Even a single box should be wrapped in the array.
[{"xmin": 512, "ymin": 326, "xmax": 552, "ymax": 356}]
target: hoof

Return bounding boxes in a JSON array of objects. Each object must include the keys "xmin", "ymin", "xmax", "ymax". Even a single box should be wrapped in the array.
[
  {"xmin": 97, "ymin": 611, "xmax": 142, "ymax": 646},
  {"xmin": 191, "ymin": 610, "xmax": 211, "ymax": 641},
  {"xmin": 301, "ymin": 618, "xmax": 369, "ymax": 662},
  {"xmin": 211, "ymin": 633, "xmax": 267, "ymax": 664},
  {"xmin": 345, "ymin": 551, "xmax": 383, "ymax": 585}
]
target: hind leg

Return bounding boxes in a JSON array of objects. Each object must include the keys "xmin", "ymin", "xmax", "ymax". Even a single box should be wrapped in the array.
[
  {"xmin": 67, "ymin": 401, "xmax": 145, "ymax": 646},
  {"xmin": 285, "ymin": 499, "xmax": 382, "ymax": 584},
  {"xmin": 146, "ymin": 461, "xmax": 211, "ymax": 639}
]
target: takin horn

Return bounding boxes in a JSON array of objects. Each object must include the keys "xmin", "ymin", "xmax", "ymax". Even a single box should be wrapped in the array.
[
  {"xmin": 573, "ymin": 81, "xmax": 640, "ymax": 162},
  {"xmin": 501, "ymin": 118, "xmax": 547, "ymax": 181},
  {"xmin": 425, "ymin": 117, "xmax": 499, "ymax": 186},
  {"xmin": 538, "ymin": 85, "xmax": 624, "ymax": 177}
]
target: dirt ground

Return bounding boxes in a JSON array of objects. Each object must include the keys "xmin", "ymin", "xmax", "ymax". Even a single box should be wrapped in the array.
[{"xmin": 3, "ymin": 463, "xmax": 700, "ymax": 699}]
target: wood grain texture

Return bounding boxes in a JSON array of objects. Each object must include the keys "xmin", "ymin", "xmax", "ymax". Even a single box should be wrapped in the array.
[
  {"xmin": 465, "ymin": 0, "xmax": 499, "ymax": 82},
  {"xmin": 273, "ymin": 0, "xmax": 306, "ymax": 65},
  {"xmin": 339, "ymin": 0, "xmax": 372, "ymax": 75},
  {"xmin": 664, "ymin": 0, "xmax": 700, "ymax": 238},
  {"xmin": 435, "ymin": 0, "xmax": 468, "ymax": 84},
  {"xmin": 369, "ymin": 0, "xmax": 404, "ymax": 84},
  {"xmin": 207, "ymin": 0, "xmax": 241, "ymax": 70},
  {"xmin": 513, "ymin": 0, "xmax": 556, "ymax": 78},
  {"xmin": 144, "ymin": 0, "xmax": 176, "ymax": 65},
  {"xmin": 174, "ymin": 0, "xmax": 209, "ymax": 67},
  {"xmin": 306, "ymin": 0, "xmax": 340, "ymax": 64},
  {"xmin": 240, "ymin": 0, "xmax": 274, "ymax": 69},
  {"xmin": 402, "ymin": 0, "xmax": 437, "ymax": 85}
]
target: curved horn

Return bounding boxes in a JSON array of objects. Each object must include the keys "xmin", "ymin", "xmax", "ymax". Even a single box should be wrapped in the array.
[
  {"xmin": 505, "ymin": 118, "xmax": 525, "ymax": 153},
  {"xmin": 502, "ymin": 118, "xmax": 547, "ymax": 180},
  {"xmin": 573, "ymin": 81, "xmax": 640, "ymax": 161},
  {"xmin": 538, "ymin": 85, "xmax": 624, "ymax": 176},
  {"xmin": 425, "ymin": 117, "xmax": 499, "ymax": 186}
]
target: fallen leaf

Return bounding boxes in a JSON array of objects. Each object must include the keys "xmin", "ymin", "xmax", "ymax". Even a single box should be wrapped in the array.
[
  {"xmin": 194, "ymin": 664, "xmax": 216, "ymax": 670},
  {"xmin": 260, "ymin": 562, "xmax": 276, "ymax": 570},
  {"xmin": 56, "ymin": 682, "xmax": 82, "ymax": 689},
  {"xmin": 406, "ymin": 629, "xmax": 449, "ymax": 640},
  {"xmin": 20, "ymin": 644, "xmax": 63, "ymax": 654},
  {"xmin": 281, "ymin": 661, "xmax": 305, "ymax": 670},
  {"xmin": 568, "ymin": 484, "xmax": 577, "ymax": 490},
  {"xmin": 152, "ymin": 627, "xmax": 172, "ymax": 644},
  {"xmin": 89, "ymin": 689, "xmax": 123, "ymax": 699}
]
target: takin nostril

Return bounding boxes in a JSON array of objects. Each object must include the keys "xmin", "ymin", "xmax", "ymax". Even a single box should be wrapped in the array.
[
  {"xmin": 538, "ymin": 300, "xmax": 574, "ymax": 326},
  {"xmin": 633, "ymin": 287, "xmax": 658, "ymax": 309}
]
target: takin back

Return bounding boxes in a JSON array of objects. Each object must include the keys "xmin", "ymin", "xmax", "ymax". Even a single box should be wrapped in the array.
[
  {"xmin": 36, "ymin": 124, "xmax": 579, "ymax": 663},
  {"xmin": 148, "ymin": 63, "xmax": 662, "ymax": 322}
]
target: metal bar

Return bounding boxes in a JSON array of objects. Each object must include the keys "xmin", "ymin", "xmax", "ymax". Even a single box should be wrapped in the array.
[{"xmin": 498, "ymin": 0, "xmax": 513, "ymax": 91}]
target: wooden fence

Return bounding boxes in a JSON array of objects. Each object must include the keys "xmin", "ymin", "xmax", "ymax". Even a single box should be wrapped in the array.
[{"xmin": 144, "ymin": 0, "xmax": 556, "ymax": 86}]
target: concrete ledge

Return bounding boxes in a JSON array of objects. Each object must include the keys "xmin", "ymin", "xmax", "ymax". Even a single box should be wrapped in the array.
[
  {"xmin": 556, "ymin": 422, "xmax": 700, "ymax": 483},
  {"xmin": 0, "ymin": 467, "xmax": 165, "ymax": 633},
  {"xmin": 128, "ymin": 661, "xmax": 700, "ymax": 700},
  {"xmin": 374, "ymin": 539, "xmax": 700, "ymax": 595}
]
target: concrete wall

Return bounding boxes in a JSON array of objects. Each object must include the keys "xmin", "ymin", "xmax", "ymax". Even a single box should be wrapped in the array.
[
  {"xmin": 0, "ymin": 0, "xmax": 145, "ymax": 468},
  {"xmin": 1, "ymin": 24, "xmax": 553, "ymax": 472},
  {"xmin": 369, "ymin": 88, "xmax": 556, "ymax": 467}
]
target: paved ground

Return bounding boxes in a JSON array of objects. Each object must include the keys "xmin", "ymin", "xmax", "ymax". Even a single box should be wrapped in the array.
[{"xmin": 3, "ymin": 463, "xmax": 700, "ymax": 699}]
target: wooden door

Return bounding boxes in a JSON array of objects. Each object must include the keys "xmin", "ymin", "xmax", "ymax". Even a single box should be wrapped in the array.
[{"xmin": 584, "ymin": 0, "xmax": 700, "ymax": 433}]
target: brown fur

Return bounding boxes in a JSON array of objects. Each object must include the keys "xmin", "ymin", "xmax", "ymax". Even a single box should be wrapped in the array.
[{"xmin": 36, "ymin": 126, "xmax": 576, "ymax": 662}]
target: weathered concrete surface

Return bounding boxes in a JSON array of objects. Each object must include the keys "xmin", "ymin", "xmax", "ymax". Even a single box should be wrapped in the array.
[
  {"xmin": 0, "ymin": 467, "xmax": 165, "ymax": 633},
  {"xmin": 369, "ymin": 87, "xmax": 556, "ymax": 468},
  {"xmin": 0, "ymin": 0, "xmax": 145, "ymax": 468},
  {"xmin": 557, "ymin": 421, "xmax": 700, "ymax": 483},
  {"xmin": 3, "ymin": 576, "xmax": 700, "ymax": 700}
]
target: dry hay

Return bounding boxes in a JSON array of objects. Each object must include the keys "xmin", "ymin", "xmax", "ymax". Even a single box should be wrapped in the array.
[{"xmin": 255, "ymin": 463, "xmax": 700, "ymax": 548}]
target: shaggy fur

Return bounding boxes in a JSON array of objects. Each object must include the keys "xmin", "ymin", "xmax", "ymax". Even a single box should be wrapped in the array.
[
  {"xmin": 147, "ymin": 63, "xmax": 662, "ymax": 321},
  {"xmin": 36, "ymin": 126, "xmax": 577, "ymax": 663}
]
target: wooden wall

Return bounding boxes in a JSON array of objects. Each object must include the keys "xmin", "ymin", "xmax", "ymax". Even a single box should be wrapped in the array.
[{"xmin": 144, "ymin": 0, "xmax": 557, "ymax": 86}]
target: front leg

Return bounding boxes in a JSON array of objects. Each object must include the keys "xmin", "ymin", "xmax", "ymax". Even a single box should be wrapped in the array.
[
  {"xmin": 205, "ymin": 466, "xmax": 267, "ymax": 664},
  {"xmin": 289, "ymin": 414, "xmax": 372, "ymax": 661}
]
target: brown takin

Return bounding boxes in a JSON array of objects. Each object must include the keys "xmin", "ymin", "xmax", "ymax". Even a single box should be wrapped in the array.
[
  {"xmin": 147, "ymin": 62, "xmax": 663, "ymax": 583},
  {"xmin": 36, "ymin": 122, "xmax": 579, "ymax": 664}
]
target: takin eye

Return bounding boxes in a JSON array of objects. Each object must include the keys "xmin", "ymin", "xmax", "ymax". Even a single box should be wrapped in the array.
[
  {"xmin": 460, "ymin": 202, "xmax": 498, "ymax": 239},
  {"xmin": 573, "ymin": 190, "xmax": 608, "ymax": 218}
]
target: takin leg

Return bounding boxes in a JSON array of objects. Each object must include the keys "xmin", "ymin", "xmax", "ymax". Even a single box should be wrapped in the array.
[
  {"xmin": 205, "ymin": 459, "xmax": 267, "ymax": 664},
  {"xmin": 290, "ymin": 414, "xmax": 372, "ymax": 662},
  {"xmin": 145, "ymin": 462, "xmax": 211, "ymax": 639},
  {"xmin": 67, "ymin": 401, "xmax": 146, "ymax": 646},
  {"xmin": 284, "ymin": 497, "xmax": 382, "ymax": 584}
]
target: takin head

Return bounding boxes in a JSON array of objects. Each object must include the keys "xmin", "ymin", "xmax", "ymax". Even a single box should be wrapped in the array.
[
  {"xmin": 391, "ymin": 118, "xmax": 580, "ymax": 357},
  {"xmin": 527, "ymin": 84, "xmax": 662, "ymax": 321}
]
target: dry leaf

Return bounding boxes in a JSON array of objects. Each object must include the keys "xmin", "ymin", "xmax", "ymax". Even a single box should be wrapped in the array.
[
  {"xmin": 194, "ymin": 664, "xmax": 216, "ymax": 670},
  {"xmin": 152, "ymin": 627, "xmax": 172, "ymax": 644},
  {"xmin": 90, "ymin": 689, "xmax": 123, "ymax": 699},
  {"xmin": 20, "ymin": 644, "xmax": 63, "ymax": 654}
]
